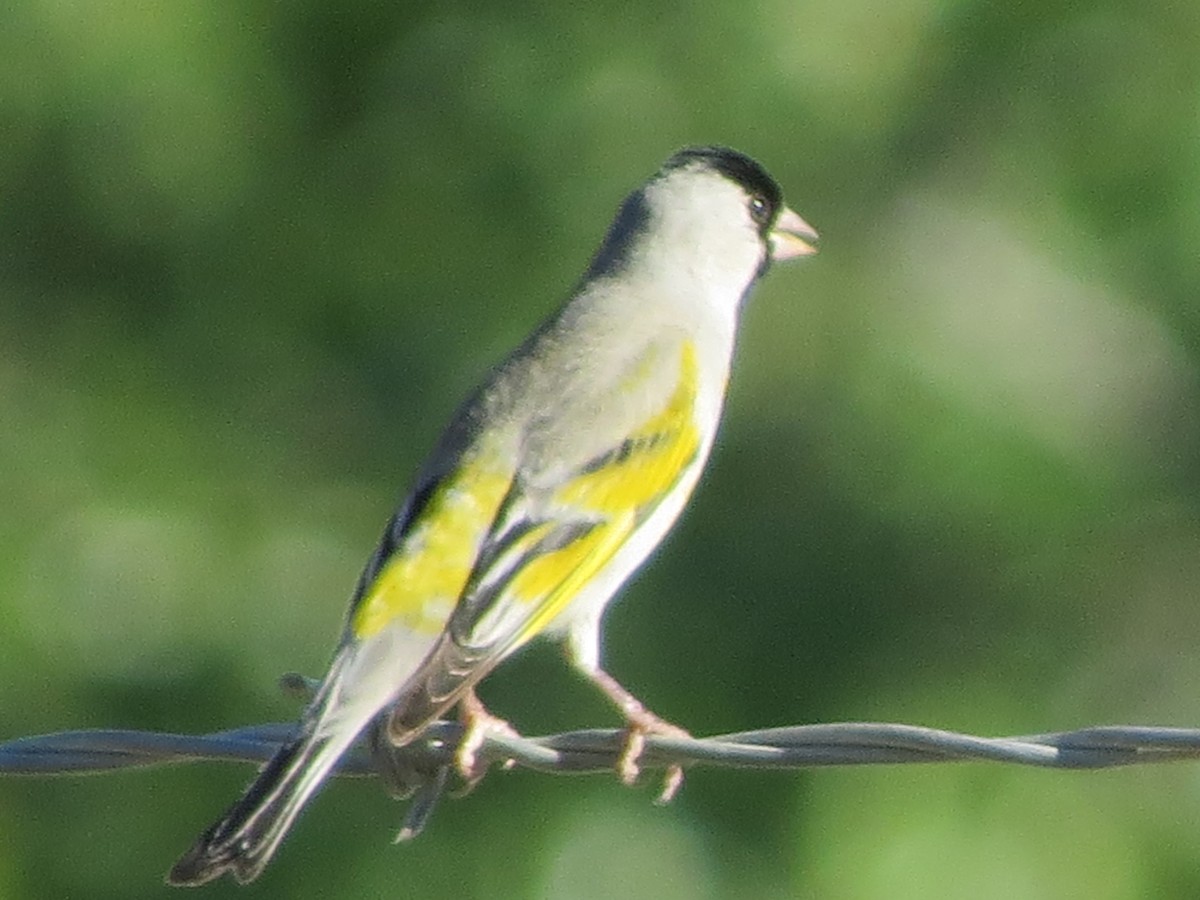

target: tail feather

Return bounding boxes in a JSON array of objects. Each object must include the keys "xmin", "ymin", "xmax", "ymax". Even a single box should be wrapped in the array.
[
  {"xmin": 169, "ymin": 628, "xmax": 444, "ymax": 885},
  {"xmin": 166, "ymin": 729, "xmax": 353, "ymax": 886}
]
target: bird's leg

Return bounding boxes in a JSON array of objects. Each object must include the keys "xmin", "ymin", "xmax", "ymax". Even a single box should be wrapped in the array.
[
  {"xmin": 452, "ymin": 687, "xmax": 520, "ymax": 793},
  {"xmin": 584, "ymin": 666, "xmax": 690, "ymax": 803}
]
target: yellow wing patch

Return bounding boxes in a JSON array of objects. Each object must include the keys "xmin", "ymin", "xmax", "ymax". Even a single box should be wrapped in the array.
[
  {"xmin": 502, "ymin": 341, "xmax": 701, "ymax": 643},
  {"xmin": 355, "ymin": 341, "xmax": 701, "ymax": 653},
  {"xmin": 504, "ymin": 511, "xmax": 636, "ymax": 652},
  {"xmin": 555, "ymin": 342, "xmax": 701, "ymax": 515},
  {"xmin": 351, "ymin": 451, "xmax": 514, "ymax": 639}
]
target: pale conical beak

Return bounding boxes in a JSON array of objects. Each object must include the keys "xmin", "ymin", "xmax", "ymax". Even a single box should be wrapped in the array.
[{"xmin": 769, "ymin": 206, "xmax": 819, "ymax": 260}]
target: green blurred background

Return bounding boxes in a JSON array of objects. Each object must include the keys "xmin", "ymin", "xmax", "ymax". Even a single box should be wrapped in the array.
[{"xmin": 3, "ymin": 0, "xmax": 1200, "ymax": 897}]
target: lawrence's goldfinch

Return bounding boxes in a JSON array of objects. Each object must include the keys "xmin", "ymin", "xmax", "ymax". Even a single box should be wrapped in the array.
[{"xmin": 168, "ymin": 146, "xmax": 818, "ymax": 886}]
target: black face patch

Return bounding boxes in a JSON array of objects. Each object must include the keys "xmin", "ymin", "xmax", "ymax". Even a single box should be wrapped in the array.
[{"xmin": 661, "ymin": 146, "xmax": 784, "ymax": 230}]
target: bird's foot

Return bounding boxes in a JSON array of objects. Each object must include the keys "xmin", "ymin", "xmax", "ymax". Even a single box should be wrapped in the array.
[
  {"xmin": 452, "ymin": 688, "xmax": 520, "ymax": 795},
  {"xmin": 585, "ymin": 666, "xmax": 690, "ymax": 802},
  {"xmin": 617, "ymin": 705, "xmax": 691, "ymax": 803}
]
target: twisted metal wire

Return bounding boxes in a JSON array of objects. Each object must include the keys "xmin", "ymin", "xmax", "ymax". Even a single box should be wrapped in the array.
[
  {"xmin": 7, "ymin": 663, "xmax": 1200, "ymax": 838},
  {"xmin": 6, "ymin": 711, "xmax": 1200, "ymax": 838},
  {"xmin": 5, "ymin": 719, "xmax": 1199, "ymax": 778}
]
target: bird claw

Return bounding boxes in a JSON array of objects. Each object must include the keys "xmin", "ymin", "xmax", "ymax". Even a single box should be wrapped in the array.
[
  {"xmin": 582, "ymin": 664, "xmax": 691, "ymax": 801},
  {"xmin": 616, "ymin": 710, "xmax": 691, "ymax": 803},
  {"xmin": 451, "ymin": 691, "xmax": 520, "ymax": 795}
]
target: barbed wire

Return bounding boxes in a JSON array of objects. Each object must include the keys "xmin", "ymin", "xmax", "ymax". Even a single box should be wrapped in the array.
[
  {"xmin": 7, "ymin": 716, "xmax": 1200, "ymax": 779},
  {"xmin": 7, "ymin": 713, "xmax": 1200, "ymax": 838},
  {"xmin": 8, "ymin": 665, "xmax": 1200, "ymax": 839},
  {"xmin": 9, "ymin": 715, "xmax": 1200, "ymax": 835}
]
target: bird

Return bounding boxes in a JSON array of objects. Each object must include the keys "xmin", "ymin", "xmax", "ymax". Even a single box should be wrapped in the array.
[{"xmin": 167, "ymin": 146, "xmax": 818, "ymax": 886}]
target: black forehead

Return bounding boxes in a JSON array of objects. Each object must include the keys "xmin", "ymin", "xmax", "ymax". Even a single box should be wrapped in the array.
[{"xmin": 661, "ymin": 146, "xmax": 783, "ymax": 206}]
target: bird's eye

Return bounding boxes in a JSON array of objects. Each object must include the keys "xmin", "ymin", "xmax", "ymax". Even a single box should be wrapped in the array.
[{"xmin": 749, "ymin": 195, "xmax": 771, "ymax": 225}]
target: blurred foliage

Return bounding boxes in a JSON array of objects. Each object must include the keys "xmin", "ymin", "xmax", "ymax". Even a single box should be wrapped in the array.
[{"xmin": 2, "ymin": 0, "xmax": 1200, "ymax": 897}]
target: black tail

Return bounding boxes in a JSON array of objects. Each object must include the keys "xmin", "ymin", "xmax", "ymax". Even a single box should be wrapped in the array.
[{"xmin": 167, "ymin": 731, "xmax": 343, "ymax": 886}]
